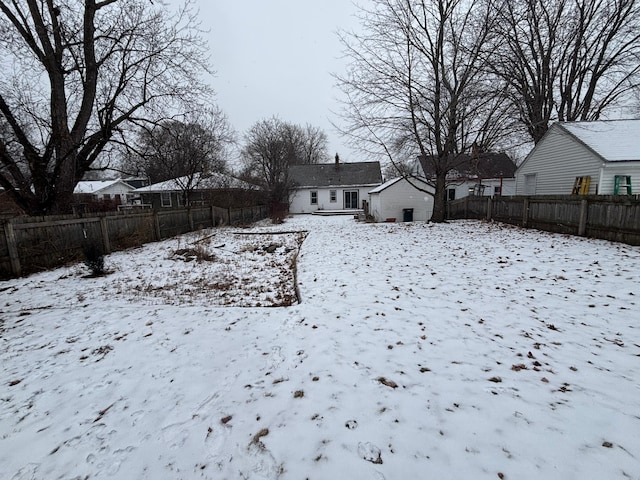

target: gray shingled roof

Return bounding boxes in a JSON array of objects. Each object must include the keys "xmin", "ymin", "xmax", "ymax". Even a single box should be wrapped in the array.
[
  {"xmin": 418, "ymin": 152, "xmax": 516, "ymax": 179},
  {"xmin": 289, "ymin": 161, "xmax": 382, "ymax": 188}
]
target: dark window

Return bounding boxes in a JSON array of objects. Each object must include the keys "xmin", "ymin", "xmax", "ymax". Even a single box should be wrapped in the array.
[
  {"xmin": 161, "ymin": 192, "xmax": 172, "ymax": 207},
  {"xmin": 447, "ymin": 188, "xmax": 456, "ymax": 201}
]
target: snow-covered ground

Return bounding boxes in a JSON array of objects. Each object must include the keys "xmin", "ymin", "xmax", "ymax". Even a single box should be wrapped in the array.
[{"xmin": 1, "ymin": 215, "xmax": 639, "ymax": 480}]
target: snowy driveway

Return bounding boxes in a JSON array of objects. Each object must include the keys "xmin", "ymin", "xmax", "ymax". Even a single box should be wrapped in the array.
[{"xmin": 1, "ymin": 215, "xmax": 639, "ymax": 479}]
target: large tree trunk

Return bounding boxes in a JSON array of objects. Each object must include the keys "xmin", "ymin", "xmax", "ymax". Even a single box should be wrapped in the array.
[
  {"xmin": 0, "ymin": 1, "xmax": 211, "ymax": 216},
  {"xmin": 430, "ymin": 172, "xmax": 447, "ymax": 223}
]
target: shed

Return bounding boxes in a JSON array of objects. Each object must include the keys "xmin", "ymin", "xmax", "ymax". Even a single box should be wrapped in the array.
[
  {"xmin": 515, "ymin": 119, "xmax": 640, "ymax": 195},
  {"xmin": 368, "ymin": 177, "xmax": 434, "ymax": 222}
]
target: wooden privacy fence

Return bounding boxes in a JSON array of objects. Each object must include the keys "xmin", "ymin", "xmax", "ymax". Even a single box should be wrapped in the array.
[
  {"xmin": 447, "ymin": 195, "xmax": 640, "ymax": 246},
  {"xmin": 0, "ymin": 205, "xmax": 268, "ymax": 278}
]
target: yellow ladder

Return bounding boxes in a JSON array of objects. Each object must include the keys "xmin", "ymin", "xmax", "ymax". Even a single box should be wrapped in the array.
[{"xmin": 572, "ymin": 176, "xmax": 591, "ymax": 195}]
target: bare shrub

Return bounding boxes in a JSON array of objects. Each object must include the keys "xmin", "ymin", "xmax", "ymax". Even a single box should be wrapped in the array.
[{"xmin": 83, "ymin": 241, "xmax": 106, "ymax": 277}]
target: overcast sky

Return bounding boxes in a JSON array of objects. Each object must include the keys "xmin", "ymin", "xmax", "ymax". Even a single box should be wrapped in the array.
[{"xmin": 175, "ymin": 0, "xmax": 366, "ymax": 164}]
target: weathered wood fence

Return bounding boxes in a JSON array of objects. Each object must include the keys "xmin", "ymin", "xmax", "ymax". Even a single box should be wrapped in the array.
[
  {"xmin": 0, "ymin": 205, "xmax": 268, "ymax": 278},
  {"xmin": 447, "ymin": 195, "xmax": 640, "ymax": 246}
]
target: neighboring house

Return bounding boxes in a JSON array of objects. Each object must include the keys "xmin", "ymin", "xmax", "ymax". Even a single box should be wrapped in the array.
[
  {"xmin": 516, "ymin": 119, "xmax": 640, "ymax": 196},
  {"xmin": 368, "ymin": 176, "xmax": 434, "ymax": 222},
  {"xmin": 135, "ymin": 172, "xmax": 261, "ymax": 209},
  {"xmin": 289, "ymin": 159, "xmax": 382, "ymax": 213},
  {"xmin": 74, "ymin": 179, "xmax": 137, "ymax": 204},
  {"xmin": 0, "ymin": 188, "xmax": 24, "ymax": 217},
  {"xmin": 414, "ymin": 151, "xmax": 517, "ymax": 200}
]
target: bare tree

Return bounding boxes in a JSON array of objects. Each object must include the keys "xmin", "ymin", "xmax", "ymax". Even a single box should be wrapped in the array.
[
  {"xmin": 488, "ymin": 0, "xmax": 640, "ymax": 144},
  {"xmin": 299, "ymin": 124, "xmax": 330, "ymax": 165},
  {"xmin": 0, "ymin": 0, "xmax": 212, "ymax": 214},
  {"xmin": 336, "ymin": 0, "xmax": 510, "ymax": 222},
  {"xmin": 241, "ymin": 117, "xmax": 328, "ymax": 218},
  {"xmin": 484, "ymin": 0, "xmax": 563, "ymax": 144},
  {"xmin": 125, "ymin": 107, "xmax": 234, "ymax": 205}
]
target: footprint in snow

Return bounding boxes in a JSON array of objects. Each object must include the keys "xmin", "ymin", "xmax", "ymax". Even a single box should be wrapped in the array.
[
  {"xmin": 358, "ymin": 442, "xmax": 383, "ymax": 464},
  {"xmin": 266, "ymin": 346, "xmax": 284, "ymax": 370},
  {"xmin": 244, "ymin": 439, "xmax": 282, "ymax": 479},
  {"xmin": 10, "ymin": 463, "xmax": 40, "ymax": 480}
]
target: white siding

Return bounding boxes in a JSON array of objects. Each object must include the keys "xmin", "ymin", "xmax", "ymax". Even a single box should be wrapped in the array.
[
  {"xmin": 368, "ymin": 178, "xmax": 434, "ymax": 222},
  {"xmin": 599, "ymin": 163, "xmax": 640, "ymax": 195},
  {"xmin": 516, "ymin": 126, "xmax": 603, "ymax": 195},
  {"xmin": 289, "ymin": 186, "xmax": 375, "ymax": 213},
  {"xmin": 96, "ymin": 182, "xmax": 135, "ymax": 200}
]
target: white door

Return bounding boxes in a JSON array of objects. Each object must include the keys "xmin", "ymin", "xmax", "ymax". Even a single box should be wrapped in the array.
[{"xmin": 524, "ymin": 174, "xmax": 537, "ymax": 195}]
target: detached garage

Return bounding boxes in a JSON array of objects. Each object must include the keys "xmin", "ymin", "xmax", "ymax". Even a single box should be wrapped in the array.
[{"xmin": 368, "ymin": 177, "xmax": 434, "ymax": 222}]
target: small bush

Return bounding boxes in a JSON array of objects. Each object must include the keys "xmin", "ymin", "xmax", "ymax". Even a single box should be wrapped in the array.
[{"xmin": 83, "ymin": 241, "xmax": 106, "ymax": 276}]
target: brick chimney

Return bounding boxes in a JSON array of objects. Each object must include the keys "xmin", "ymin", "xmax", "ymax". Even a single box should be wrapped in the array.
[{"xmin": 335, "ymin": 153, "xmax": 340, "ymax": 171}]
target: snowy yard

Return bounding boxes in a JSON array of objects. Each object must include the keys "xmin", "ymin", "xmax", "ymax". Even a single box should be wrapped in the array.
[{"xmin": 1, "ymin": 215, "xmax": 639, "ymax": 480}]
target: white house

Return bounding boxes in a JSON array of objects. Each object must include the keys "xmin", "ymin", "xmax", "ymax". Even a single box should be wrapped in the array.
[
  {"xmin": 74, "ymin": 179, "xmax": 136, "ymax": 203},
  {"xmin": 368, "ymin": 177, "xmax": 434, "ymax": 222},
  {"xmin": 515, "ymin": 119, "xmax": 640, "ymax": 195},
  {"xmin": 414, "ymin": 152, "xmax": 517, "ymax": 201},
  {"xmin": 289, "ymin": 160, "xmax": 382, "ymax": 214}
]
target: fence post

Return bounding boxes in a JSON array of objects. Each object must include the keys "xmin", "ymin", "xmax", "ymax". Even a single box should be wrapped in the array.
[
  {"xmin": 153, "ymin": 211, "xmax": 162, "ymax": 240},
  {"xmin": 522, "ymin": 197, "xmax": 529, "ymax": 227},
  {"xmin": 486, "ymin": 197, "xmax": 493, "ymax": 221},
  {"xmin": 99, "ymin": 216, "xmax": 111, "ymax": 254},
  {"xmin": 578, "ymin": 199, "xmax": 588, "ymax": 236},
  {"xmin": 186, "ymin": 207, "xmax": 193, "ymax": 231},
  {"xmin": 4, "ymin": 220, "xmax": 21, "ymax": 277},
  {"xmin": 210, "ymin": 205, "xmax": 216, "ymax": 227}
]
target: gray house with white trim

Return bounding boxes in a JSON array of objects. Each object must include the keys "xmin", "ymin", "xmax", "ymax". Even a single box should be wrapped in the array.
[{"xmin": 516, "ymin": 119, "xmax": 640, "ymax": 196}]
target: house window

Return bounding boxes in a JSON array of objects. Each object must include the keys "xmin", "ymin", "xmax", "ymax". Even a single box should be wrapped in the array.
[
  {"xmin": 447, "ymin": 188, "xmax": 456, "ymax": 201},
  {"xmin": 524, "ymin": 174, "xmax": 537, "ymax": 195},
  {"xmin": 310, "ymin": 191, "xmax": 318, "ymax": 205},
  {"xmin": 330, "ymin": 190, "xmax": 337, "ymax": 202},
  {"xmin": 161, "ymin": 192, "xmax": 172, "ymax": 207},
  {"xmin": 494, "ymin": 186, "xmax": 502, "ymax": 196}
]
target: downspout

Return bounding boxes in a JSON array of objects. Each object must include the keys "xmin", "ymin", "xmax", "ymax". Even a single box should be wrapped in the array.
[{"xmin": 598, "ymin": 164, "xmax": 605, "ymax": 194}]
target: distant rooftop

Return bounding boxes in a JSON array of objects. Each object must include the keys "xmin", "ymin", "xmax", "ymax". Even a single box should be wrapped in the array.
[
  {"xmin": 135, "ymin": 172, "xmax": 257, "ymax": 192},
  {"xmin": 418, "ymin": 152, "xmax": 516, "ymax": 179},
  {"xmin": 74, "ymin": 179, "xmax": 133, "ymax": 194}
]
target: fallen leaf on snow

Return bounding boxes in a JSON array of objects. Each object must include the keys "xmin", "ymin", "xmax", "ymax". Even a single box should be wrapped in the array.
[{"xmin": 377, "ymin": 377, "xmax": 398, "ymax": 388}]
